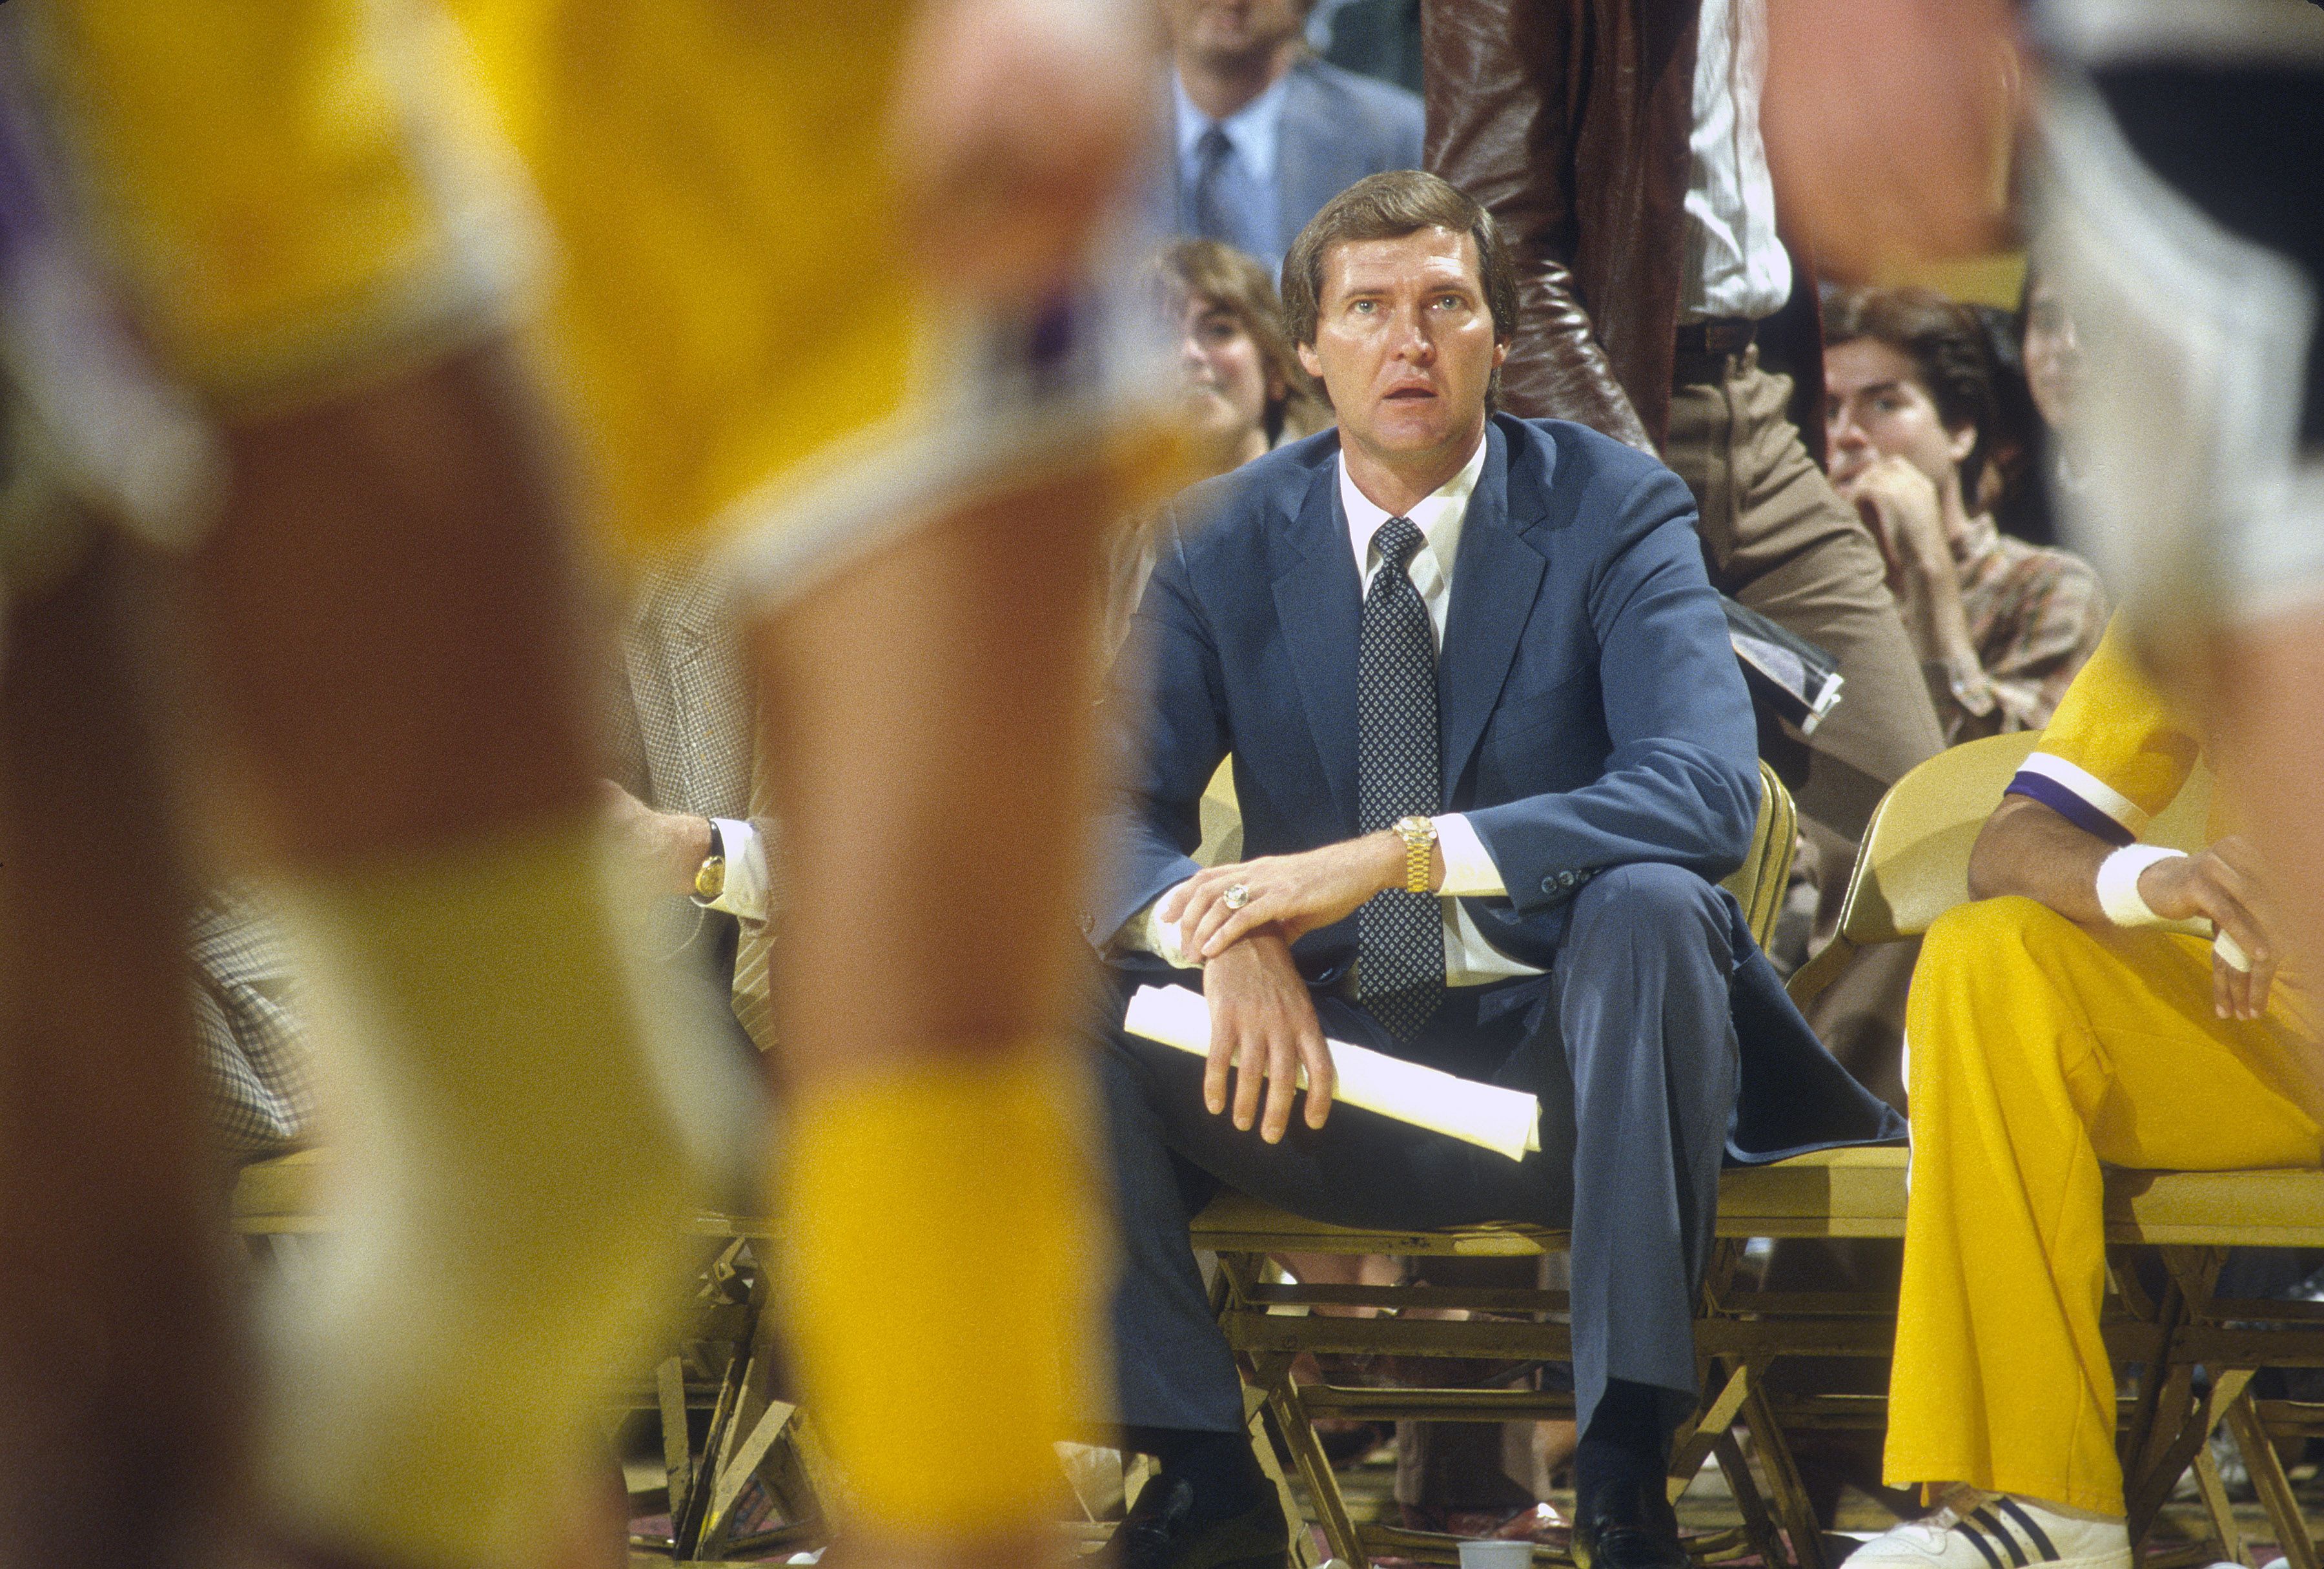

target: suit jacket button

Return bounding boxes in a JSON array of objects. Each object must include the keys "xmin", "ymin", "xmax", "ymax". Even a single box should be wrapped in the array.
[{"xmin": 1541, "ymin": 876, "xmax": 1556, "ymax": 894}]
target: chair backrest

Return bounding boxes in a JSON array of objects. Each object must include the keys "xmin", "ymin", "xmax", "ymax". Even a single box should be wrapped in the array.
[
  {"xmin": 1723, "ymin": 761, "xmax": 1797, "ymax": 952},
  {"xmin": 1833, "ymin": 730, "xmax": 2214, "ymax": 948},
  {"xmin": 1194, "ymin": 758, "xmax": 1798, "ymax": 952}
]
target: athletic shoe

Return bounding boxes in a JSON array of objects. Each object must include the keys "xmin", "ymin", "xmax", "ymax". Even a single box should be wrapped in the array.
[{"xmin": 1846, "ymin": 1488, "xmax": 2131, "ymax": 1569}]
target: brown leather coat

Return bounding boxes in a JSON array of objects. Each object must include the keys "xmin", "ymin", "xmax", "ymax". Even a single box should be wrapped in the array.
[{"xmin": 1423, "ymin": 0, "xmax": 1823, "ymax": 456}]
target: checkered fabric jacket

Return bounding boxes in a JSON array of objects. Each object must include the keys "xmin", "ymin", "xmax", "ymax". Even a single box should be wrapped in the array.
[
  {"xmin": 189, "ymin": 885, "xmax": 320, "ymax": 1162},
  {"xmin": 609, "ymin": 558, "xmax": 779, "ymax": 1052},
  {"xmin": 1941, "ymin": 515, "xmax": 2112, "ymax": 743}
]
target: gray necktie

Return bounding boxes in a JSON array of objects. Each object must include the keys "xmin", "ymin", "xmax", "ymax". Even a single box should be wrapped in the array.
[
  {"xmin": 1188, "ymin": 124, "xmax": 1270, "ymax": 259},
  {"xmin": 1356, "ymin": 517, "xmax": 1446, "ymax": 1041}
]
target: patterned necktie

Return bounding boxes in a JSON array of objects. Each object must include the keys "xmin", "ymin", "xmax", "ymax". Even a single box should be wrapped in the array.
[
  {"xmin": 1188, "ymin": 124, "xmax": 1269, "ymax": 260},
  {"xmin": 1356, "ymin": 517, "xmax": 1446, "ymax": 1040}
]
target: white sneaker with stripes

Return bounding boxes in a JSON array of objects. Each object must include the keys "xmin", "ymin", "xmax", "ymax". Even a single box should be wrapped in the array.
[{"xmin": 1846, "ymin": 1489, "xmax": 2130, "ymax": 1569}]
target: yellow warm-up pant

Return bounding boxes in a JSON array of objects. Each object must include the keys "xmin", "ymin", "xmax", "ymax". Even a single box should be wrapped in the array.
[{"xmin": 1885, "ymin": 896, "xmax": 2323, "ymax": 1516}]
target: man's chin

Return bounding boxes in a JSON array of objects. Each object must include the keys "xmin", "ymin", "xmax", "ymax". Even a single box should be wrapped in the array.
[{"xmin": 1363, "ymin": 415, "xmax": 1469, "ymax": 456}]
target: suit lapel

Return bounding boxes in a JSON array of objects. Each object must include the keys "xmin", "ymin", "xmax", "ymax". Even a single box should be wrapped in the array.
[
  {"xmin": 1438, "ymin": 422, "xmax": 1548, "ymax": 799},
  {"xmin": 1272, "ymin": 460, "xmax": 1362, "ymax": 826}
]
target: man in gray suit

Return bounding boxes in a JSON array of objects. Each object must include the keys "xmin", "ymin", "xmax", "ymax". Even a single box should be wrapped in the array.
[{"xmin": 1158, "ymin": 0, "xmax": 1424, "ymax": 271}]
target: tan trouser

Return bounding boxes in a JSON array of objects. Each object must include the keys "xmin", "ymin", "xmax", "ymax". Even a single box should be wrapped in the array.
[{"xmin": 1664, "ymin": 348, "xmax": 1946, "ymax": 850}]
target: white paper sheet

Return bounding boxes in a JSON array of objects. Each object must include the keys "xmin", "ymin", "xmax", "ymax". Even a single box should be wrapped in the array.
[{"xmin": 1122, "ymin": 984, "xmax": 1543, "ymax": 1162}]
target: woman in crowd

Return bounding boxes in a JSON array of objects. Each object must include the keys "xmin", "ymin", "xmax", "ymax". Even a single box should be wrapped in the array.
[
  {"xmin": 1105, "ymin": 240, "xmax": 1328, "ymax": 651},
  {"xmin": 1823, "ymin": 285, "xmax": 2108, "ymax": 741}
]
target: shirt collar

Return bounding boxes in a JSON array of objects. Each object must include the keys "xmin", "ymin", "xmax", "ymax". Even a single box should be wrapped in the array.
[
  {"xmin": 1950, "ymin": 510, "xmax": 2003, "ymax": 572},
  {"xmin": 1172, "ymin": 68, "xmax": 1292, "ymax": 185},
  {"xmin": 1340, "ymin": 428, "xmax": 1491, "ymax": 584}
]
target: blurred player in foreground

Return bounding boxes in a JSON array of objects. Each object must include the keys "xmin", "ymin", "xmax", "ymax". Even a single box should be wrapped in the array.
[
  {"xmin": 1763, "ymin": 0, "xmax": 2324, "ymax": 974},
  {"xmin": 0, "ymin": 4, "xmax": 1154, "ymax": 1568}
]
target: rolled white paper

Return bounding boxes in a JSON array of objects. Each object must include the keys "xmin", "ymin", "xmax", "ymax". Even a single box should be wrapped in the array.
[{"xmin": 1123, "ymin": 984, "xmax": 1544, "ymax": 1162}]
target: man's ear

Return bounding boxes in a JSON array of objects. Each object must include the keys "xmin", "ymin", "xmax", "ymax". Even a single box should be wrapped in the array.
[
  {"xmin": 1493, "ymin": 338, "xmax": 1510, "ymax": 369},
  {"xmin": 1296, "ymin": 342, "xmax": 1325, "ymax": 381},
  {"xmin": 1945, "ymin": 420, "xmax": 1977, "ymax": 467}
]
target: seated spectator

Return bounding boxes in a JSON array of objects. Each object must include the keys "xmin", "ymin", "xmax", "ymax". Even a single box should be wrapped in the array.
[
  {"xmin": 1089, "ymin": 170, "xmax": 1898, "ymax": 1569},
  {"xmin": 1964, "ymin": 302, "xmax": 2052, "ymax": 546},
  {"xmin": 1152, "ymin": 0, "xmax": 1423, "ymax": 272},
  {"xmin": 1853, "ymin": 617, "xmax": 2320, "ymax": 1569},
  {"xmin": 1106, "ymin": 239, "xmax": 1328, "ymax": 651},
  {"xmin": 1823, "ymin": 285, "xmax": 2108, "ymax": 741},
  {"xmin": 1163, "ymin": 238, "xmax": 1331, "ymax": 474}
]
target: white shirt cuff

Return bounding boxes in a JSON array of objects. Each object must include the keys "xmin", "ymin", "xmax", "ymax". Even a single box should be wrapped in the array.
[
  {"xmin": 1132, "ymin": 879, "xmax": 1199, "ymax": 969},
  {"xmin": 1431, "ymin": 812, "xmax": 1505, "ymax": 897},
  {"xmin": 698, "ymin": 817, "xmax": 770, "ymax": 923}
]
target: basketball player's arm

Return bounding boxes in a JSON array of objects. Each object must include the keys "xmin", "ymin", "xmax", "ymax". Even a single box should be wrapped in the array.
[{"xmin": 1970, "ymin": 797, "xmax": 2279, "ymax": 1020}]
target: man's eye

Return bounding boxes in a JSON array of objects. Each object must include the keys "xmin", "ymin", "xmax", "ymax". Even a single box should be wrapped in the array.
[
  {"xmin": 1351, "ymin": 300, "xmax": 1375, "ymax": 314},
  {"xmin": 1436, "ymin": 295, "xmax": 1464, "ymax": 310}
]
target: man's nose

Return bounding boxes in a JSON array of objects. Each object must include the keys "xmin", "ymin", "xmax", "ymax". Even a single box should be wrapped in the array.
[
  {"xmin": 1387, "ymin": 305, "xmax": 1434, "ymax": 360},
  {"xmin": 1179, "ymin": 330, "xmax": 1207, "ymax": 369}
]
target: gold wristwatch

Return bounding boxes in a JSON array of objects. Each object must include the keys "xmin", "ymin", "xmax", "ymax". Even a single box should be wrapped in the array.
[
  {"xmin": 693, "ymin": 819, "xmax": 727, "ymax": 901},
  {"xmin": 1391, "ymin": 815, "xmax": 1438, "ymax": 894}
]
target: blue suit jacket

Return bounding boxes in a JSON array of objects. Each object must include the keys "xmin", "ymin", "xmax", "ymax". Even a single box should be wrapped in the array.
[
  {"xmin": 1092, "ymin": 413, "xmax": 1905, "ymax": 1162},
  {"xmin": 1151, "ymin": 57, "xmax": 1426, "ymax": 261}
]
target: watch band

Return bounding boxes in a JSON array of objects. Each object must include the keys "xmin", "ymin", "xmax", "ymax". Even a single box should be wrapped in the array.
[
  {"xmin": 1394, "ymin": 816, "xmax": 1436, "ymax": 895},
  {"xmin": 693, "ymin": 818, "xmax": 727, "ymax": 902}
]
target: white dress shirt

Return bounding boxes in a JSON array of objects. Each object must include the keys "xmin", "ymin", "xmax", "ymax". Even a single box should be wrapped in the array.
[
  {"xmin": 699, "ymin": 819, "xmax": 770, "ymax": 923},
  {"xmin": 1681, "ymin": 0, "xmax": 1793, "ymax": 322},
  {"xmin": 1132, "ymin": 431, "xmax": 1545, "ymax": 986}
]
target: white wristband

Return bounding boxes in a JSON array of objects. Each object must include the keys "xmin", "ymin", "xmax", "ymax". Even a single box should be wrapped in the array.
[{"xmin": 2094, "ymin": 845, "xmax": 2186, "ymax": 928}]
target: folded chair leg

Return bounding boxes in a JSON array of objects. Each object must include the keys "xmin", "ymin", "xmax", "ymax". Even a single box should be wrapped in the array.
[
  {"xmin": 658, "ymin": 1356, "xmax": 695, "ymax": 1535},
  {"xmin": 1739, "ymin": 1380, "xmax": 1827, "ymax": 1569},
  {"xmin": 2225, "ymin": 1388, "xmax": 2319, "ymax": 1569},
  {"xmin": 1714, "ymin": 1430, "xmax": 1789, "ymax": 1569},
  {"xmin": 2190, "ymin": 1439, "xmax": 2248, "ymax": 1568},
  {"xmin": 675, "ymin": 1331, "xmax": 751, "ymax": 1556},
  {"xmin": 1668, "ymin": 1360, "xmax": 1759, "ymax": 1501},
  {"xmin": 1244, "ymin": 1352, "xmax": 1348, "ymax": 1569},
  {"xmin": 2125, "ymin": 1363, "xmax": 2250, "ymax": 1546}
]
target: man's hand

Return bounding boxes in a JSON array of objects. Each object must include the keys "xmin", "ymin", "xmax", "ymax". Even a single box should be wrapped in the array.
[
  {"xmin": 1163, "ymin": 833, "xmax": 1412, "ymax": 961},
  {"xmin": 2134, "ymin": 836, "xmax": 2282, "ymax": 1020},
  {"xmin": 598, "ymin": 780, "xmax": 711, "ymax": 899},
  {"xmin": 1201, "ymin": 927, "xmax": 1336, "ymax": 1141},
  {"xmin": 1835, "ymin": 455, "xmax": 1950, "ymax": 600}
]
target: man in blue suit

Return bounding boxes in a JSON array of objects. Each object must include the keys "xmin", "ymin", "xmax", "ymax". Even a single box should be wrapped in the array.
[
  {"xmin": 1090, "ymin": 171, "xmax": 1902, "ymax": 1569},
  {"xmin": 1158, "ymin": 0, "xmax": 1424, "ymax": 271}
]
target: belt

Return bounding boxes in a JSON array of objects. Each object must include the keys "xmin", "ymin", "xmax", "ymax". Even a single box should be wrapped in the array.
[{"xmin": 1674, "ymin": 318, "xmax": 1757, "ymax": 357}]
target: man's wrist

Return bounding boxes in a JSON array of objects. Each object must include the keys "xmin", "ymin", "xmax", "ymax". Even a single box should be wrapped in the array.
[
  {"xmin": 673, "ymin": 813, "xmax": 715, "ymax": 896},
  {"xmin": 1377, "ymin": 829, "xmax": 1408, "ymax": 892},
  {"xmin": 2095, "ymin": 844, "xmax": 2186, "ymax": 927}
]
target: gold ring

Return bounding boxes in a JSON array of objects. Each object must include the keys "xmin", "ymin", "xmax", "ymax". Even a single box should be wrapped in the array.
[{"xmin": 1223, "ymin": 883, "xmax": 1251, "ymax": 910}]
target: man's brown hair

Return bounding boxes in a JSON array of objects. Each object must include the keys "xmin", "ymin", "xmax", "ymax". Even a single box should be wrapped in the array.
[
  {"xmin": 1279, "ymin": 170, "xmax": 1520, "ymax": 404},
  {"xmin": 1148, "ymin": 239, "xmax": 1329, "ymax": 444},
  {"xmin": 1823, "ymin": 285, "xmax": 2000, "ymax": 500}
]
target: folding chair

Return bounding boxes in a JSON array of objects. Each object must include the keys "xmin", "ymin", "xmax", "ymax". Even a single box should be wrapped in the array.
[{"xmin": 1186, "ymin": 763, "xmax": 1809, "ymax": 1569}]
